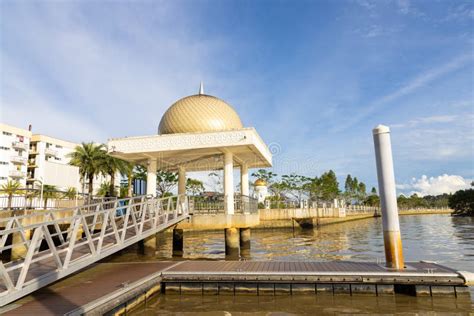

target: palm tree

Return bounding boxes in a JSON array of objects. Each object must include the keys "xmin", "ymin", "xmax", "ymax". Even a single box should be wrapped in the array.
[
  {"xmin": 123, "ymin": 162, "xmax": 135, "ymax": 197},
  {"xmin": 97, "ymin": 182, "xmax": 110, "ymax": 197},
  {"xmin": 1, "ymin": 180, "xmax": 22, "ymax": 210},
  {"xmin": 63, "ymin": 187, "xmax": 77, "ymax": 200},
  {"xmin": 100, "ymin": 154, "xmax": 129, "ymax": 197},
  {"xmin": 42, "ymin": 185, "xmax": 58, "ymax": 209},
  {"xmin": 68, "ymin": 143, "xmax": 107, "ymax": 198}
]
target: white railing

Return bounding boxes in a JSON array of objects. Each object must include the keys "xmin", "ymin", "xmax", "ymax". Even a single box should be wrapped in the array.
[
  {"xmin": 10, "ymin": 156, "xmax": 27, "ymax": 165},
  {"xmin": 0, "ymin": 194, "xmax": 189, "ymax": 306},
  {"xmin": 0, "ymin": 195, "xmax": 83, "ymax": 210},
  {"xmin": 8, "ymin": 170, "xmax": 26, "ymax": 178},
  {"xmin": 11, "ymin": 142, "xmax": 28, "ymax": 151}
]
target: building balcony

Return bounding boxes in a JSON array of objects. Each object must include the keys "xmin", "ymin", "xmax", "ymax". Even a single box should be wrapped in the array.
[
  {"xmin": 12, "ymin": 141, "xmax": 28, "ymax": 151},
  {"xmin": 9, "ymin": 170, "xmax": 26, "ymax": 178},
  {"xmin": 10, "ymin": 156, "xmax": 27, "ymax": 165},
  {"xmin": 45, "ymin": 148, "xmax": 58, "ymax": 156}
]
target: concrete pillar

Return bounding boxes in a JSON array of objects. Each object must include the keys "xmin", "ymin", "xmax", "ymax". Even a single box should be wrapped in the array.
[
  {"xmin": 225, "ymin": 227, "xmax": 239, "ymax": 257},
  {"xmin": 373, "ymin": 125, "xmax": 404, "ymax": 270},
  {"xmin": 141, "ymin": 234, "xmax": 156, "ymax": 256},
  {"xmin": 146, "ymin": 158, "xmax": 157, "ymax": 197},
  {"xmin": 239, "ymin": 227, "xmax": 251, "ymax": 249},
  {"xmin": 178, "ymin": 167, "xmax": 186, "ymax": 196},
  {"xmin": 224, "ymin": 152, "xmax": 234, "ymax": 214},
  {"xmin": 240, "ymin": 164, "xmax": 249, "ymax": 197},
  {"xmin": 172, "ymin": 228, "xmax": 184, "ymax": 257}
]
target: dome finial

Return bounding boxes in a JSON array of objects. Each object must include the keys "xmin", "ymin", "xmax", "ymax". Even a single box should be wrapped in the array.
[{"xmin": 199, "ymin": 81, "xmax": 204, "ymax": 95}]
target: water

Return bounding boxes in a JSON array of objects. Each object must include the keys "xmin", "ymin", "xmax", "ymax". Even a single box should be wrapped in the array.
[{"xmin": 108, "ymin": 214, "xmax": 474, "ymax": 314}]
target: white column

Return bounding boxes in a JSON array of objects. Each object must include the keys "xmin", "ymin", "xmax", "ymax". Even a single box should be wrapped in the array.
[
  {"xmin": 146, "ymin": 158, "xmax": 157, "ymax": 197},
  {"xmin": 240, "ymin": 163, "xmax": 249, "ymax": 196},
  {"xmin": 224, "ymin": 152, "xmax": 234, "ymax": 215},
  {"xmin": 178, "ymin": 167, "xmax": 186, "ymax": 196},
  {"xmin": 373, "ymin": 125, "xmax": 404, "ymax": 270}
]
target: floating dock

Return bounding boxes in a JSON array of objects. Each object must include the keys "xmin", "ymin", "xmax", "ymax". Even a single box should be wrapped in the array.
[
  {"xmin": 161, "ymin": 261, "xmax": 472, "ymax": 297},
  {"xmin": 2, "ymin": 261, "xmax": 472, "ymax": 315}
]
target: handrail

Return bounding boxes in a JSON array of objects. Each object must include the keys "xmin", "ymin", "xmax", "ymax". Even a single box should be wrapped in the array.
[{"xmin": 0, "ymin": 194, "xmax": 189, "ymax": 306}]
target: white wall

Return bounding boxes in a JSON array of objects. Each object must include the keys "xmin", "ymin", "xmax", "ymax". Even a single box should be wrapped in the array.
[{"xmin": 43, "ymin": 161, "xmax": 80, "ymax": 190}]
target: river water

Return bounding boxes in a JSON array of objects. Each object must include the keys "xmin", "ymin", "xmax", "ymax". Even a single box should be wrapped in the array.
[{"xmin": 111, "ymin": 214, "xmax": 474, "ymax": 314}]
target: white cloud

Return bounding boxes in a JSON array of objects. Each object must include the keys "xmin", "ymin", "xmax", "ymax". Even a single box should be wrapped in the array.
[
  {"xmin": 391, "ymin": 112, "xmax": 474, "ymax": 161},
  {"xmin": 397, "ymin": 174, "xmax": 472, "ymax": 196}
]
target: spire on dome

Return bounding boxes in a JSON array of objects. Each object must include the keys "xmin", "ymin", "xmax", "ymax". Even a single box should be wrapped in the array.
[{"xmin": 199, "ymin": 81, "xmax": 204, "ymax": 95}]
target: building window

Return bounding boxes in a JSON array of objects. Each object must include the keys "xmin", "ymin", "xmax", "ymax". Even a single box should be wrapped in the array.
[
  {"xmin": 0, "ymin": 146, "xmax": 9, "ymax": 150},
  {"xmin": 0, "ymin": 161, "xmax": 8, "ymax": 165},
  {"xmin": 0, "ymin": 177, "xmax": 7, "ymax": 180},
  {"xmin": 55, "ymin": 145, "xmax": 63, "ymax": 148},
  {"xmin": 2, "ymin": 131, "xmax": 12, "ymax": 136}
]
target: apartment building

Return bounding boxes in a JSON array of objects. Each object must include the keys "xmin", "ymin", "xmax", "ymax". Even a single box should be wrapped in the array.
[
  {"xmin": 0, "ymin": 123, "xmax": 32, "ymax": 187},
  {"xmin": 0, "ymin": 123, "xmax": 120, "ymax": 194},
  {"xmin": 27, "ymin": 134, "xmax": 81, "ymax": 190}
]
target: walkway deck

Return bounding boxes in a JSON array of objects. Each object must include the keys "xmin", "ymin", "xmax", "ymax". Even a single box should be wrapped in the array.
[
  {"xmin": 161, "ymin": 261, "xmax": 470, "ymax": 297},
  {"xmin": 1, "ymin": 260, "xmax": 471, "ymax": 315},
  {"xmin": 1, "ymin": 262, "xmax": 177, "ymax": 315}
]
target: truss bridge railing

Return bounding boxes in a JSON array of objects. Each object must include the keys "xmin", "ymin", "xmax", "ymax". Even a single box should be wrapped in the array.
[{"xmin": 0, "ymin": 194, "xmax": 189, "ymax": 306}]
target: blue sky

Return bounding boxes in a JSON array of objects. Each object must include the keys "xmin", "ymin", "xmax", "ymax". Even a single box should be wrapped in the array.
[{"xmin": 1, "ymin": 0, "xmax": 473, "ymax": 195}]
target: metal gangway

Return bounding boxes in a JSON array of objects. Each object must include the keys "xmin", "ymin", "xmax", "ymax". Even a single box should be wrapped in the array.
[{"xmin": 0, "ymin": 194, "xmax": 189, "ymax": 306}]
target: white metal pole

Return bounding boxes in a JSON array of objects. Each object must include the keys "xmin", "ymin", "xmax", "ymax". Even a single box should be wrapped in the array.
[{"xmin": 373, "ymin": 125, "xmax": 404, "ymax": 269}]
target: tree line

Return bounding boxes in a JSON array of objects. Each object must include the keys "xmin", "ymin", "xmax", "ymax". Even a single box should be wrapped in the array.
[{"xmin": 250, "ymin": 169, "xmax": 457, "ymax": 209}]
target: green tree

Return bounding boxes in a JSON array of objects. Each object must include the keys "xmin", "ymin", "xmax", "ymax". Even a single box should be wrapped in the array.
[
  {"xmin": 269, "ymin": 181, "xmax": 286, "ymax": 201},
  {"xmin": 319, "ymin": 170, "xmax": 340, "ymax": 200},
  {"xmin": 42, "ymin": 185, "xmax": 58, "ymax": 209},
  {"xmin": 133, "ymin": 165, "xmax": 147, "ymax": 181},
  {"xmin": 68, "ymin": 143, "xmax": 107, "ymax": 198},
  {"xmin": 100, "ymin": 153, "xmax": 128, "ymax": 197},
  {"xmin": 357, "ymin": 182, "xmax": 367, "ymax": 201},
  {"xmin": 63, "ymin": 187, "xmax": 77, "ymax": 200},
  {"xmin": 281, "ymin": 174, "xmax": 310, "ymax": 202},
  {"xmin": 251, "ymin": 169, "xmax": 277, "ymax": 184},
  {"xmin": 97, "ymin": 182, "xmax": 111, "ymax": 197},
  {"xmin": 371, "ymin": 187, "xmax": 377, "ymax": 195},
  {"xmin": 448, "ymin": 188, "xmax": 474, "ymax": 216},
  {"xmin": 186, "ymin": 178, "xmax": 205, "ymax": 196},
  {"xmin": 303, "ymin": 176, "xmax": 323, "ymax": 201},
  {"xmin": 123, "ymin": 162, "xmax": 135, "ymax": 197},
  {"xmin": 344, "ymin": 175, "xmax": 353, "ymax": 197},
  {"xmin": 156, "ymin": 170, "xmax": 178, "ymax": 197},
  {"xmin": 1, "ymin": 180, "xmax": 22, "ymax": 210}
]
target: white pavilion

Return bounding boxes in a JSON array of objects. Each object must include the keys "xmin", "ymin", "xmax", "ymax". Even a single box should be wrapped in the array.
[{"xmin": 107, "ymin": 83, "xmax": 272, "ymax": 215}]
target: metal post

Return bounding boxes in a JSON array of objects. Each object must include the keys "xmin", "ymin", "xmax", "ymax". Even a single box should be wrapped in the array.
[{"xmin": 373, "ymin": 125, "xmax": 404, "ymax": 270}]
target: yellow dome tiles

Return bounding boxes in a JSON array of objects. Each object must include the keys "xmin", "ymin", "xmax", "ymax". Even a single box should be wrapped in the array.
[
  {"xmin": 254, "ymin": 179, "xmax": 267, "ymax": 186},
  {"xmin": 158, "ymin": 94, "xmax": 243, "ymax": 135}
]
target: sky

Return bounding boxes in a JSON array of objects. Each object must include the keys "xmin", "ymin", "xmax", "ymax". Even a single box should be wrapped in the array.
[{"xmin": 1, "ymin": 0, "xmax": 473, "ymax": 196}]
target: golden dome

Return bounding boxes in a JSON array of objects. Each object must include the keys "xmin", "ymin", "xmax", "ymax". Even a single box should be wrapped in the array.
[
  {"xmin": 254, "ymin": 179, "xmax": 267, "ymax": 187},
  {"xmin": 158, "ymin": 91, "xmax": 243, "ymax": 135}
]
